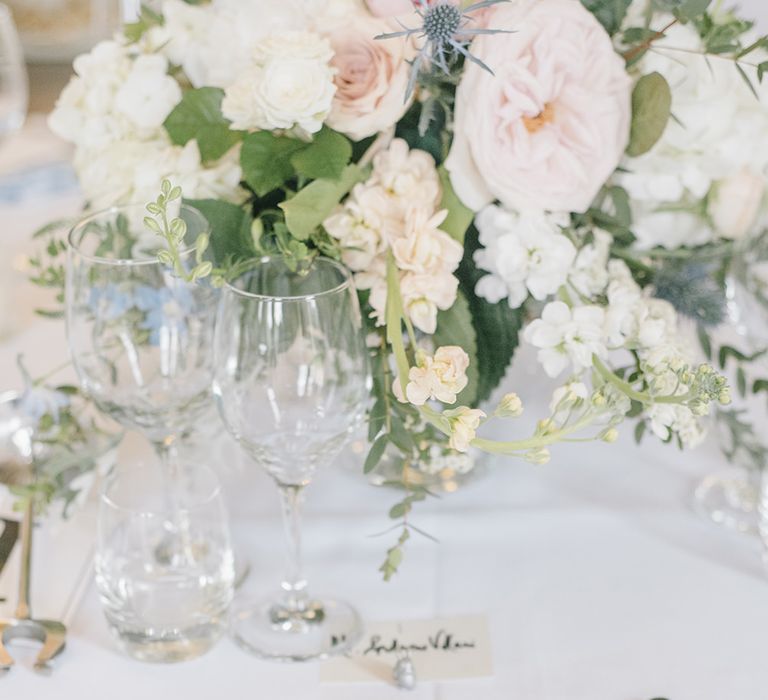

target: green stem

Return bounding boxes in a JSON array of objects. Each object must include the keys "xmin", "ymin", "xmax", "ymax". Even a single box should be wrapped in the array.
[{"xmin": 593, "ymin": 355, "xmax": 693, "ymax": 406}]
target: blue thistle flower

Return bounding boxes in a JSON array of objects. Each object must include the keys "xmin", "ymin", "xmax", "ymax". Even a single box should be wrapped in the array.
[{"xmin": 375, "ymin": 0, "xmax": 513, "ymax": 101}]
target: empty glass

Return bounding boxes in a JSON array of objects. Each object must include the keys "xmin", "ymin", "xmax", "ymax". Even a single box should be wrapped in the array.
[
  {"xmin": 213, "ymin": 256, "xmax": 370, "ymax": 662},
  {"xmin": 96, "ymin": 460, "xmax": 235, "ymax": 663},
  {"xmin": 65, "ymin": 204, "xmax": 217, "ymax": 466},
  {"xmin": 0, "ymin": 4, "xmax": 26, "ymax": 141}
]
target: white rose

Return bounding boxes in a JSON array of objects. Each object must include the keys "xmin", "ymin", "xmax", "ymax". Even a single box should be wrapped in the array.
[
  {"xmin": 222, "ymin": 31, "xmax": 336, "ymax": 134},
  {"xmin": 709, "ymin": 168, "xmax": 766, "ymax": 240}
]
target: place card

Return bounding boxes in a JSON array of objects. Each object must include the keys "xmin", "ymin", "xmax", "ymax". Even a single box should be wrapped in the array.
[{"xmin": 320, "ymin": 614, "xmax": 493, "ymax": 684}]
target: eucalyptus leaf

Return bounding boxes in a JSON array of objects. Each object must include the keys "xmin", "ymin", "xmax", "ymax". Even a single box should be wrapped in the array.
[
  {"xmin": 437, "ymin": 166, "xmax": 474, "ymax": 244},
  {"xmin": 163, "ymin": 87, "xmax": 243, "ymax": 163},
  {"xmin": 280, "ymin": 164, "xmax": 366, "ymax": 240},
  {"xmin": 184, "ymin": 198, "xmax": 254, "ymax": 264},
  {"xmin": 240, "ymin": 131, "xmax": 307, "ymax": 196},
  {"xmin": 627, "ymin": 72, "xmax": 672, "ymax": 158},
  {"xmin": 580, "ymin": 0, "xmax": 632, "ymax": 35},
  {"xmin": 290, "ymin": 127, "xmax": 352, "ymax": 181},
  {"xmin": 364, "ymin": 433, "xmax": 389, "ymax": 474}
]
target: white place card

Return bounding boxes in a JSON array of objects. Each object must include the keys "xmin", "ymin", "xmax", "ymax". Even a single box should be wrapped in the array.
[{"xmin": 320, "ymin": 614, "xmax": 493, "ymax": 684}]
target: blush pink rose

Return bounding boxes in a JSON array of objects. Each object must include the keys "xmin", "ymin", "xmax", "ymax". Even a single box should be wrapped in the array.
[
  {"xmin": 325, "ymin": 15, "xmax": 414, "ymax": 141},
  {"xmin": 445, "ymin": 0, "xmax": 631, "ymax": 214},
  {"xmin": 365, "ymin": 0, "xmax": 415, "ymax": 17}
]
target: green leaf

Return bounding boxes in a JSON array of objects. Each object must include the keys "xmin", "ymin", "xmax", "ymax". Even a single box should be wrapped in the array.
[
  {"xmin": 607, "ymin": 186, "xmax": 632, "ymax": 227},
  {"xmin": 737, "ymin": 366, "xmax": 747, "ymax": 398},
  {"xmin": 240, "ymin": 131, "xmax": 307, "ymax": 196},
  {"xmin": 163, "ymin": 87, "xmax": 243, "ymax": 163},
  {"xmin": 456, "ymin": 225, "xmax": 523, "ymax": 405},
  {"xmin": 389, "ymin": 501, "xmax": 409, "ymax": 519},
  {"xmin": 672, "ymin": 0, "xmax": 712, "ymax": 22},
  {"xmin": 364, "ymin": 433, "xmax": 389, "ymax": 474},
  {"xmin": 290, "ymin": 127, "xmax": 352, "ymax": 181},
  {"xmin": 758, "ymin": 61, "xmax": 768, "ymax": 83},
  {"xmin": 280, "ymin": 164, "xmax": 367, "ymax": 240},
  {"xmin": 753, "ymin": 379, "xmax": 768, "ymax": 395},
  {"xmin": 627, "ymin": 72, "xmax": 672, "ymax": 157},
  {"xmin": 735, "ymin": 62, "xmax": 759, "ymax": 100},
  {"xmin": 437, "ymin": 166, "xmax": 473, "ymax": 244},
  {"xmin": 697, "ymin": 324, "xmax": 712, "ymax": 361},
  {"xmin": 580, "ymin": 0, "xmax": 632, "ymax": 35},
  {"xmin": 432, "ymin": 291, "xmax": 479, "ymax": 407},
  {"xmin": 184, "ymin": 199, "xmax": 254, "ymax": 264}
]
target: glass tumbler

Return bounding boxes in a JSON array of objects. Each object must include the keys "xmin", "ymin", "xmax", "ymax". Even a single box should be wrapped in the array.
[{"xmin": 95, "ymin": 460, "xmax": 235, "ymax": 663}]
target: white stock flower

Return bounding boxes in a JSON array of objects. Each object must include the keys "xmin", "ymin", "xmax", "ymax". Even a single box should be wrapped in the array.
[
  {"xmin": 444, "ymin": 406, "xmax": 486, "ymax": 453},
  {"xmin": 646, "ymin": 403, "xmax": 706, "ymax": 448},
  {"xmin": 549, "ymin": 382, "xmax": 589, "ymax": 414},
  {"xmin": 524, "ymin": 301, "xmax": 607, "ymax": 377},
  {"xmin": 221, "ymin": 31, "xmax": 336, "ymax": 134},
  {"xmin": 569, "ymin": 229, "xmax": 612, "ymax": 298},
  {"xmin": 604, "ymin": 260, "xmax": 676, "ymax": 351},
  {"xmin": 473, "ymin": 205, "xmax": 575, "ymax": 308},
  {"xmin": 394, "ymin": 346, "xmax": 470, "ymax": 406}
]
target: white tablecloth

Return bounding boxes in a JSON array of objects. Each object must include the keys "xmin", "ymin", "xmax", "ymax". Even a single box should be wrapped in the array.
[{"xmin": 6, "ymin": 9, "xmax": 768, "ymax": 686}]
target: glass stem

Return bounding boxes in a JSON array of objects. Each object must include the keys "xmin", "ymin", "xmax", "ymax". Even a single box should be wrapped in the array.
[{"xmin": 278, "ymin": 484, "xmax": 308, "ymax": 611}]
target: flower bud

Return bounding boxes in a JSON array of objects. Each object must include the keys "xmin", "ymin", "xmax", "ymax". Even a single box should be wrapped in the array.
[
  {"xmin": 495, "ymin": 392, "xmax": 523, "ymax": 418},
  {"xmin": 525, "ymin": 447, "xmax": 551, "ymax": 465},
  {"xmin": 536, "ymin": 418, "xmax": 555, "ymax": 436},
  {"xmin": 600, "ymin": 427, "xmax": 619, "ymax": 443}
]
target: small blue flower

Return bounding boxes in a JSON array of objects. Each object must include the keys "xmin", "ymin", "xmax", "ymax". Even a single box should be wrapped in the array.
[
  {"xmin": 19, "ymin": 386, "xmax": 70, "ymax": 423},
  {"xmin": 88, "ymin": 284, "xmax": 133, "ymax": 321},
  {"xmin": 133, "ymin": 285, "xmax": 194, "ymax": 346}
]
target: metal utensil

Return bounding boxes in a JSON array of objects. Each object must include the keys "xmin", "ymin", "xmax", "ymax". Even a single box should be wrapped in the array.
[{"xmin": 0, "ymin": 499, "xmax": 66, "ymax": 672}]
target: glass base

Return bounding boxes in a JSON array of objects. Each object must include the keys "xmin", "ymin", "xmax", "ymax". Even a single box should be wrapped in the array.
[
  {"xmin": 108, "ymin": 621, "xmax": 223, "ymax": 663},
  {"xmin": 693, "ymin": 467, "xmax": 759, "ymax": 534},
  {"xmin": 230, "ymin": 597, "xmax": 362, "ymax": 662}
]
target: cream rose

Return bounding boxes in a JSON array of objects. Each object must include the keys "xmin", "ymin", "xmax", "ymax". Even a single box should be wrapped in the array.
[
  {"xmin": 325, "ymin": 15, "xmax": 413, "ymax": 141},
  {"xmin": 709, "ymin": 168, "xmax": 766, "ymax": 240},
  {"xmin": 445, "ymin": 0, "xmax": 631, "ymax": 213}
]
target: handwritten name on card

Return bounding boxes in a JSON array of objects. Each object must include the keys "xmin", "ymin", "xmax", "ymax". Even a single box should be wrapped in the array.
[{"xmin": 320, "ymin": 615, "xmax": 493, "ymax": 684}]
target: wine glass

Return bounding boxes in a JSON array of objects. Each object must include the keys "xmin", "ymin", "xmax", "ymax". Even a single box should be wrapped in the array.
[
  {"xmin": 0, "ymin": 3, "xmax": 26, "ymax": 141},
  {"xmin": 65, "ymin": 203, "xmax": 217, "ymax": 478},
  {"xmin": 213, "ymin": 256, "xmax": 370, "ymax": 662}
]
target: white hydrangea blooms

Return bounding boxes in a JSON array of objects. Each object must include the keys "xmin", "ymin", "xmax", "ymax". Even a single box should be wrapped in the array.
[
  {"xmin": 473, "ymin": 206, "xmax": 575, "ymax": 308},
  {"xmin": 324, "ymin": 138, "xmax": 462, "ymax": 334},
  {"xmin": 49, "ymin": 35, "xmax": 243, "ymax": 208},
  {"xmin": 617, "ymin": 19, "xmax": 768, "ymax": 247}
]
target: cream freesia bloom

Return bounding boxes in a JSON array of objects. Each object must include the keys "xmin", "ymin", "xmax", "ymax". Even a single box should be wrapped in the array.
[
  {"xmin": 444, "ymin": 407, "xmax": 486, "ymax": 453},
  {"xmin": 394, "ymin": 346, "xmax": 470, "ymax": 406}
]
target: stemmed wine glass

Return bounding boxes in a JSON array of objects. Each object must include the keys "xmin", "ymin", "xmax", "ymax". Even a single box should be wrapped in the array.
[
  {"xmin": 65, "ymin": 203, "xmax": 217, "ymax": 479},
  {"xmin": 213, "ymin": 256, "xmax": 370, "ymax": 662}
]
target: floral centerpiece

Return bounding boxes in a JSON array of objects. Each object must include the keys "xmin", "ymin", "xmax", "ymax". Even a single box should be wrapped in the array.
[{"xmin": 40, "ymin": 0, "xmax": 766, "ymax": 575}]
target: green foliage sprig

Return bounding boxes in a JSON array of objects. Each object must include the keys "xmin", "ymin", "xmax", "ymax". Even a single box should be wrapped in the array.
[{"xmin": 143, "ymin": 179, "xmax": 213, "ymax": 282}]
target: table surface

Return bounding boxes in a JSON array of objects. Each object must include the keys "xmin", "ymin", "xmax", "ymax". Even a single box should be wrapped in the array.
[{"xmin": 4, "ymin": 4, "xmax": 768, "ymax": 694}]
